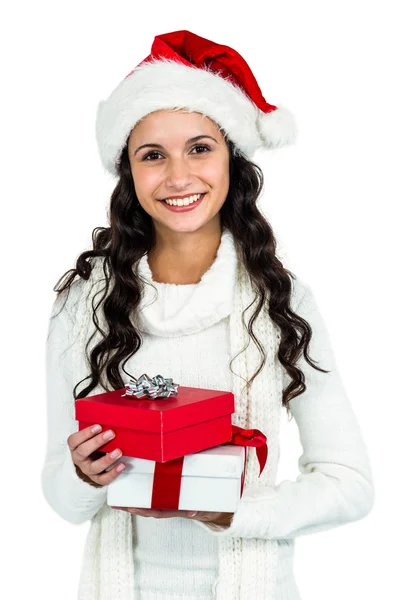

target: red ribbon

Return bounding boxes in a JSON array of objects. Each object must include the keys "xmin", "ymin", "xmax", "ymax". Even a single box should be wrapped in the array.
[
  {"xmin": 150, "ymin": 425, "xmax": 268, "ymax": 510},
  {"xmin": 151, "ymin": 457, "xmax": 184, "ymax": 510},
  {"xmin": 227, "ymin": 425, "xmax": 268, "ymax": 478}
]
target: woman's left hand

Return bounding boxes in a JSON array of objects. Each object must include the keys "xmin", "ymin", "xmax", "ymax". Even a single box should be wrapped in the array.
[{"xmin": 111, "ymin": 506, "xmax": 234, "ymax": 527}]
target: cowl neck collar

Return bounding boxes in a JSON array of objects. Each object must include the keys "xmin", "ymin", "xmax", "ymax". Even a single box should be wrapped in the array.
[{"xmin": 134, "ymin": 228, "xmax": 238, "ymax": 337}]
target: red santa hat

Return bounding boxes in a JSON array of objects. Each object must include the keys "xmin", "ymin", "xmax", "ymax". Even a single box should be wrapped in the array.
[{"xmin": 95, "ymin": 30, "xmax": 297, "ymax": 176}]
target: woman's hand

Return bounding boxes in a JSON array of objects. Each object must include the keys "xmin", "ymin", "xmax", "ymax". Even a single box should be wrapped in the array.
[
  {"xmin": 67, "ymin": 424, "xmax": 126, "ymax": 487},
  {"xmin": 111, "ymin": 506, "xmax": 234, "ymax": 527}
]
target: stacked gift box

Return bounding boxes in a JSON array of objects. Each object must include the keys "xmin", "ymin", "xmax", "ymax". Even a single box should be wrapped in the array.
[{"xmin": 75, "ymin": 374, "xmax": 268, "ymax": 511}]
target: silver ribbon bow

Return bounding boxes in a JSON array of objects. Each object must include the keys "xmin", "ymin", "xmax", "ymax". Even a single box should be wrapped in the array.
[{"xmin": 122, "ymin": 373, "xmax": 179, "ymax": 399}]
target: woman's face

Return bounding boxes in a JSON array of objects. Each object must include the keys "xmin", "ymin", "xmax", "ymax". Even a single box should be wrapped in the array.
[{"xmin": 127, "ymin": 109, "xmax": 230, "ymax": 235}]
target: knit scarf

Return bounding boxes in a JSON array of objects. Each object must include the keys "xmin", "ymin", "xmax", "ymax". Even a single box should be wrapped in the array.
[{"xmin": 73, "ymin": 248, "xmax": 282, "ymax": 600}]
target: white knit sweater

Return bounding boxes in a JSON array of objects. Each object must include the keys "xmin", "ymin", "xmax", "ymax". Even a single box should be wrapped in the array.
[{"xmin": 42, "ymin": 229, "xmax": 374, "ymax": 599}]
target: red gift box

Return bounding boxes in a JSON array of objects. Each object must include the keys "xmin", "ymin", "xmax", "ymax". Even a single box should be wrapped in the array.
[{"xmin": 75, "ymin": 386, "xmax": 235, "ymax": 462}]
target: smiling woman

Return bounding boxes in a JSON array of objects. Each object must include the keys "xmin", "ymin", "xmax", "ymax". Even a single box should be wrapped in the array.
[
  {"xmin": 125, "ymin": 109, "xmax": 231, "ymax": 282},
  {"xmin": 42, "ymin": 28, "xmax": 374, "ymax": 600}
]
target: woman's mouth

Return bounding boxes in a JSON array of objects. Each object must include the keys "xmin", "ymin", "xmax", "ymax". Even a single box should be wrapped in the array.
[{"xmin": 161, "ymin": 193, "xmax": 206, "ymax": 212}]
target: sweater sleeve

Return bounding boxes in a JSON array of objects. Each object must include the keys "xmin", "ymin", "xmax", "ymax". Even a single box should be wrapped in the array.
[
  {"xmin": 194, "ymin": 280, "xmax": 375, "ymax": 538},
  {"xmin": 40, "ymin": 284, "xmax": 108, "ymax": 525}
]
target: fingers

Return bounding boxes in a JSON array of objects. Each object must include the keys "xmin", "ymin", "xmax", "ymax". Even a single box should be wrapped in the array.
[
  {"xmin": 67, "ymin": 424, "xmax": 110, "ymax": 455},
  {"xmin": 89, "ymin": 459, "xmax": 126, "ymax": 486},
  {"xmin": 67, "ymin": 424, "xmax": 126, "ymax": 486},
  {"xmin": 111, "ymin": 507, "xmax": 186, "ymax": 518},
  {"xmin": 109, "ymin": 507, "xmax": 217, "ymax": 521}
]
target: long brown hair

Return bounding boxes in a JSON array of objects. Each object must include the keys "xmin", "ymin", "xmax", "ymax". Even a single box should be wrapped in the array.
[{"xmin": 53, "ymin": 137, "xmax": 329, "ymax": 419}]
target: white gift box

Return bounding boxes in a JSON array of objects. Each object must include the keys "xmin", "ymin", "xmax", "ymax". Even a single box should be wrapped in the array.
[{"xmin": 107, "ymin": 444, "xmax": 246, "ymax": 512}]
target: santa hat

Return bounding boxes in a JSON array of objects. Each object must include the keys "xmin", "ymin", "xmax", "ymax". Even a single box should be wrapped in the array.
[{"xmin": 95, "ymin": 30, "xmax": 297, "ymax": 177}]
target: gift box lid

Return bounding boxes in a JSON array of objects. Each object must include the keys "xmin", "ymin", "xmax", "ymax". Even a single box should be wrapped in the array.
[
  {"xmin": 117, "ymin": 445, "xmax": 245, "ymax": 478},
  {"xmin": 75, "ymin": 386, "xmax": 234, "ymax": 433}
]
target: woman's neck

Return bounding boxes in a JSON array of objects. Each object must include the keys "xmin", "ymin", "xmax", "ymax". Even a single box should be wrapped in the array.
[{"xmin": 147, "ymin": 225, "xmax": 224, "ymax": 285}]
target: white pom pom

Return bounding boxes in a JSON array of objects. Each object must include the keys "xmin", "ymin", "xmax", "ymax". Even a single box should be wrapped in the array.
[{"xmin": 257, "ymin": 104, "xmax": 298, "ymax": 149}]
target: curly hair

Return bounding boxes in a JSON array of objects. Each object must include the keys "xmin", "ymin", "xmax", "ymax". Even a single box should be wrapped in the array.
[{"xmin": 53, "ymin": 136, "xmax": 329, "ymax": 420}]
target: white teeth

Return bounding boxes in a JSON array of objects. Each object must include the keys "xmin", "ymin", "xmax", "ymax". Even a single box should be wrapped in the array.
[{"xmin": 164, "ymin": 193, "xmax": 203, "ymax": 206}]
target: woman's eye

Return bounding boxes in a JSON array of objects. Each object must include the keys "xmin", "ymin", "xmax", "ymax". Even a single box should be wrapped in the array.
[
  {"xmin": 143, "ymin": 151, "xmax": 162, "ymax": 161},
  {"xmin": 191, "ymin": 144, "xmax": 210, "ymax": 154}
]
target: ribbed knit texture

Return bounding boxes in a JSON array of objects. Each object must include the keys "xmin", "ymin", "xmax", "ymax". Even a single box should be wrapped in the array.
[
  {"xmin": 133, "ymin": 229, "xmax": 237, "ymax": 338},
  {"xmin": 42, "ymin": 228, "xmax": 374, "ymax": 599}
]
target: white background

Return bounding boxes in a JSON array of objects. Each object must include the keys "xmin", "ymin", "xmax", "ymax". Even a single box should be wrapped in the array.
[{"xmin": 2, "ymin": 1, "xmax": 398, "ymax": 598}]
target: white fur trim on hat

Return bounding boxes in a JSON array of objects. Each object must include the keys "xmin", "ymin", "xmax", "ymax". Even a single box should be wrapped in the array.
[
  {"xmin": 257, "ymin": 104, "xmax": 298, "ymax": 149},
  {"xmin": 95, "ymin": 58, "xmax": 297, "ymax": 176}
]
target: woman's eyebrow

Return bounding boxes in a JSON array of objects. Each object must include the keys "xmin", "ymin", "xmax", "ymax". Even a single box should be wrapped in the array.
[{"xmin": 134, "ymin": 135, "xmax": 219, "ymax": 156}]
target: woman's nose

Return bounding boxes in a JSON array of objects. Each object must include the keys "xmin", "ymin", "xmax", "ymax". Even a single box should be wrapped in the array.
[{"xmin": 165, "ymin": 156, "xmax": 193, "ymax": 187}]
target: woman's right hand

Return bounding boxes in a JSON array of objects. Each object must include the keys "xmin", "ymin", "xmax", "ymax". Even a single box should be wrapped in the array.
[{"xmin": 67, "ymin": 424, "xmax": 126, "ymax": 487}]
